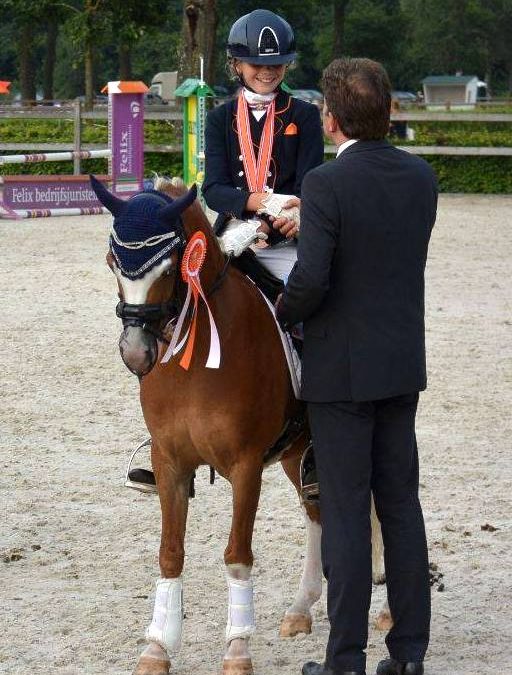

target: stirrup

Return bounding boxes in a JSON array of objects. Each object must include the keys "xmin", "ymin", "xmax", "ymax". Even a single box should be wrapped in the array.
[
  {"xmin": 124, "ymin": 438, "xmax": 157, "ymax": 494},
  {"xmin": 300, "ymin": 443, "xmax": 319, "ymax": 503}
]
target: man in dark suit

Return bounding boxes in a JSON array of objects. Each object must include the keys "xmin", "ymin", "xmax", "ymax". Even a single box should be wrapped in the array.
[{"xmin": 276, "ymin": 58, "xmax": 438, "ymax": 675}]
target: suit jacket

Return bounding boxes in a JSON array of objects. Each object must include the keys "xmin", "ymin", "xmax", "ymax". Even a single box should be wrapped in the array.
[
  {"xmin": 277, "ymin": 140, "xmax": 438, "ymax": 403},
  {"xmin": 202, "ymin": 89, "xmax": 324, "ymax": 233}
]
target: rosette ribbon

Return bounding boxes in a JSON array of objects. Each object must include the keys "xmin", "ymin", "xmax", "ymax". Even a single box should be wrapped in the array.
[{"xmin": 160, "ymin": 231, "xmax": 221, "ymax": 370}]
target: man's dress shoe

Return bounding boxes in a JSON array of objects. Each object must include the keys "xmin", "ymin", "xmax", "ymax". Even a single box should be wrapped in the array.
[
  {"xmin": 302, "ymin": 662, "xmax": 365, "ymax": 675},
  {"xmin": 376, "ymin": 659, "xmax": 424, "ymax": 675}
]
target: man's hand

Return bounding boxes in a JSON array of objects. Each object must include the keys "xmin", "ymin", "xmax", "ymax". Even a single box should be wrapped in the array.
[
  {"xmin": 281, "ymin": 196, "xmax": 300, "ymax": 210},
  {"xmin": 271, "ymin": 215, "xmax": 299, "ymax": 238},
  {"xmin": 268, "ymin": 196, "xmax": 301, "ymax": 239}
]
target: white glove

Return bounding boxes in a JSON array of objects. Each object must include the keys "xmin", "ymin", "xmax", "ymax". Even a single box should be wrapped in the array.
[
  {"xmin": 218, "ymin": 219, "xmax": 267, "ymax": 257},
  {"xmin": 257, "ymin": 193, "xmax": 300, "ymax": 230}
]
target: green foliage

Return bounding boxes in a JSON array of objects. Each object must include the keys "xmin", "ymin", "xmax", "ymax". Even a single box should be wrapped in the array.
[
  {"xmin": 2, "ymin": 117, "xmax": 511, "ymax": 192},
  {"xmin": 424, "ymin": 156, "xmax": 512, "ymax": 193},
  {"xmin": 0, "ymin": 118, "xmax": 182, "ymax": 177},
  {"xmin": 344, "ymin": 0, "xmax": 406, "ymax": 80},
  {"xmin": 0, "ymin": 119, "xmax": 178, "ymax": 144},
  {"xmin": 394, "ymin": 122, "xmax": 512, "ymax": 147}
]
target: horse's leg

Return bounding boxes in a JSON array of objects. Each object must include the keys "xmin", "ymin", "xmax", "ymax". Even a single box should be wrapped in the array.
[
  {"xmin": 279, "ymin": 454, "xmax": 323, "ymax": 637},
  {"xmin": 279, "ymin": 454, "xmax": 392, "ymax": 635},
  {"xmin": 222, "ymin": 459, "xmax": 263, "ymax": 675},
  {"xmin": 371, "ymin": 496, "xmax": 386, "ymax": 584},
  {"xmin": 370, "ymin": 496, "xmax": 394, "ymax": 631},
  {"xmin": 133, "ymin": 456, "xmax": 193, "ymax": 675}
]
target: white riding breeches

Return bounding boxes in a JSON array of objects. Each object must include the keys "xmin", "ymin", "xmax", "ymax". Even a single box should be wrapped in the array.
[{"xmin": 253, "ymin": 239, "xmax": 297, "ymax": 282}]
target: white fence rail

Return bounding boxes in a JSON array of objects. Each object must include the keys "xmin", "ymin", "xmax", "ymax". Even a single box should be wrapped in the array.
[{"xmin": 1, "ymin": 102, "xmax": 511, "ymax": 163}]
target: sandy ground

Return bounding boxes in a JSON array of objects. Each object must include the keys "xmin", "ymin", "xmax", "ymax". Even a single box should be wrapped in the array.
[{"xmin": 0, "ymin": 194, "xmax": 511, "ymax": 675}]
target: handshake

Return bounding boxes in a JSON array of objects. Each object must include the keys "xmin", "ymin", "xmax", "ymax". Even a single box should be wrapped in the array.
[{"xmin": 219, "ymin": 193, "xmax": 301, "ymax": 257}]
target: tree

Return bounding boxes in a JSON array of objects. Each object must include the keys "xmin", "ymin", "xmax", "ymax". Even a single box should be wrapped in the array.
[
  {"xmin": 181, "ymin": 0, "xmax": 218, "ymax": 85},
  {"xmin": 487, "ymin": 0, "xmax": 512, "ymax": 93},
  {"xmin": 332, "ymin": 0, "xmax": 351, "ymax": 60},
  {"xmin": 109, "ymin": 0, "xmax": 171, "ymax": 80},
  {"xmin": 4, "ymin": 0, "xmax": 43, "ymax": 103},
  {"xmin": 402, "ymin": 0, "xmax": 494, "ymax": 89}
]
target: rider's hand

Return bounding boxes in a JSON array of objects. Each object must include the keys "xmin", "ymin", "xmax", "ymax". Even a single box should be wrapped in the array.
[
  {"xmin": 254, "ymin": 220, "xmax": 270, "ymax": 248},
  {"xmin": 257, "ymin": 221, "xmax": 271, "ymax": 235},
  {"xmin": 246, "ymin": 192, "xmax": 268, "ymax": 213}
]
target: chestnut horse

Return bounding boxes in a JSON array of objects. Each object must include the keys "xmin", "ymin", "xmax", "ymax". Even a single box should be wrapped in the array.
[{"xmin": 91, "ymin": 175, "xmax": 389, "ymax": 675}]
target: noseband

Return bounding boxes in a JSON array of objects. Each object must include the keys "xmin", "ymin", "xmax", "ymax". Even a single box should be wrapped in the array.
[{"xmin": 116, "ymin": 298, "xmax": 182, "ymax": 344}]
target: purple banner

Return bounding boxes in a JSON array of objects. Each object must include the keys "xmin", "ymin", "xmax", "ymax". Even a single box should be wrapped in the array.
[
  {"xmin": 2, "ymin": 178, "xmax": 105, "ymax": 210},
  {"xmin": 109, "ymin": 92, "xmax": 144, "ymax": 194}
]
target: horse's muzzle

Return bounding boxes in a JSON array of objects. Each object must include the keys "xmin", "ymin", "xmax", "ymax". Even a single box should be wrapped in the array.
[{"xmin": 119, "ymin": 325, "xmax": 158, "ymax": 377}]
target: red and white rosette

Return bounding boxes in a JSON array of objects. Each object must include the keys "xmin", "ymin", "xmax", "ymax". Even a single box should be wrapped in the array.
[{"xmin": 160, "ymin": 231, "xmax": 221, "ymax": 370}]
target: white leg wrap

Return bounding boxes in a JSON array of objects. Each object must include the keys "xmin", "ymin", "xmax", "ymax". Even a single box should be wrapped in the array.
[
  {"xmin": 287, "ymin": 510, "xmax": 322, "ymax": 616},
  {"xmin": 226, "ymin": 576, "xmax": 256, "ymax": 643},
  {"xmin": 145, "ymin": 577, "xmax": 183, "ymax": 653}
]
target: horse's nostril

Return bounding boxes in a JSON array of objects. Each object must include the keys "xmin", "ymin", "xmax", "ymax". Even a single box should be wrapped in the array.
[{"xmin": 118, "ymin": 327, "xmax": 158, "ymax": 376}]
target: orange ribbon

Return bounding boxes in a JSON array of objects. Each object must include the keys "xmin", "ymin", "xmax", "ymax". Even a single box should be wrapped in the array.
[
  {"xmin": 160, "ymin": 231, "xmax": 221, "ymax": 370},
  {"xmin": 237, "ymin": 92, "xmax": 275, "ymax": 193}
]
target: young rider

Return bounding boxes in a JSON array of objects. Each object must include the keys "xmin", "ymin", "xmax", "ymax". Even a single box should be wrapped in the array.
[
  {"xmin": 202, "ymin": 8, "xmax": 324, "ymax": 281},
  {"xmin": 126, "ymin": 9, "xmax": 323, "ymax": 496}
]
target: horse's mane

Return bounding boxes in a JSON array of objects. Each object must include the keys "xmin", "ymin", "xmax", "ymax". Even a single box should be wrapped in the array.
[
  {"xmin": 153, "ymin": 175, "xmax": 224, "ymax": 263},
  {"xmin": 153, "ymin": 175, "xmax": 188, "ymax": 199}
]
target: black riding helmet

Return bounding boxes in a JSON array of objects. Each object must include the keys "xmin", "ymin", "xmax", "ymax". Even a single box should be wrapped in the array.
[{"xmin": 227, "ymin": 9, "xmax": 296, "ymax": 65}]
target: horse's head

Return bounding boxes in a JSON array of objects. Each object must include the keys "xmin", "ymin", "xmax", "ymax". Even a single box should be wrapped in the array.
[{"xmin": 90, "ymin": 175, "xmax": 197, "ymax": 377}]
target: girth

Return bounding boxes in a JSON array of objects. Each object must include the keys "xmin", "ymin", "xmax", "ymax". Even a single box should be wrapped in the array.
[{"xmin": 263, "ymin": 409, "xmax": 307, "ymax": 465}]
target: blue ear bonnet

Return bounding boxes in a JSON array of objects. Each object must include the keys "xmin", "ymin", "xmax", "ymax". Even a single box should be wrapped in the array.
[
  {"xmin": 89, "ymin": 175, "xmax": 198, "ymax": 279},
  {"xmin": 109, "ymin": 191, "xmax": 185, "ymax": 279}
]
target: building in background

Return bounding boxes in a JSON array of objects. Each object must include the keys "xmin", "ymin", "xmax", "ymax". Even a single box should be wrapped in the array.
[{"xmin": 422, "ymin": 75, "xmax": 489, "ymax": 109}]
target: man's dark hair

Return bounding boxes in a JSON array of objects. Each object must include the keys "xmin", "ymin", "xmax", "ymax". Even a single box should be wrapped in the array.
[{"xmin": 321, "ymin": 58, "xmax": 391, "ymax": 140}]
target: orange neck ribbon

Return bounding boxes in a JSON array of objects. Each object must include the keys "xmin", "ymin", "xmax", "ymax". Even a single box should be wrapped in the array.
[
  {"xmin": 160, "ymin": 231, "xmax": 221, "ymax": 370},
  {"xmin": 237, "ymin": 92, "xmax": 275, "ymax": 193}
]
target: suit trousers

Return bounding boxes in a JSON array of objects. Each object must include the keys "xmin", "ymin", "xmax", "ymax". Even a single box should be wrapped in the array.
[{"xmin": 308, "ymin": 393, "xmax": 430, "ymax": 673}]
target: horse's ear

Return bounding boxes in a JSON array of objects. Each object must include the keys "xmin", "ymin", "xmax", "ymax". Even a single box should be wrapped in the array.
[
  {"xmin": 89, "ymin": 175, "xmax": 126, "ymax": 217},
  {"xmin": 159, "ymin": 184, "xmax": 197, "ymax": 226}
]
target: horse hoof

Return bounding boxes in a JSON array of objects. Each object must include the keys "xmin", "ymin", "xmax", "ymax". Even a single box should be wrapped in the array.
[
  {"xmin": 222, "ymin": 657, "xmax": 254, "ymax": 675},
  {"xmin": 133, "ymin": 644, "xmax": 170, "ymax": 675},
  {"xmin": 374, "ymin": 609, "xmax": 393, "ymax": 632},
  {"xmin": 279, "ymin": 612, "xmax": 312, "ymax": 637}
]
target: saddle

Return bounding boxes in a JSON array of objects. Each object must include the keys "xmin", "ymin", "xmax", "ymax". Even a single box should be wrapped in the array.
[{"xmin": 230, "ymin": 248, "xmax": 284, "ymax": 304}]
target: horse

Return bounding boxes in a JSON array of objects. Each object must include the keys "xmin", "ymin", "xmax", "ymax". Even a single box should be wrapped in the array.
[{"xmin": 91, "ymin": 175, "xmax": 390, "ymax": 675}]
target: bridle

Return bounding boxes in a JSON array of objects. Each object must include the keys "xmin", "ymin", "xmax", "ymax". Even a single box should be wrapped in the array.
[{"xmin": 115, "ymin": 238, "xmax": 232, "ymax": 346}]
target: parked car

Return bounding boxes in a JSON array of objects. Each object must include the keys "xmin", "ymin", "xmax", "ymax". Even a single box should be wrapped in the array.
[
  {"xmin": 212, "ymin": 84, "xmax": 235, "ymax": 106},
  {"xmin": 291, "ymin": 89, "xmax": 323, "ymax": 108},
  {"xmin": 391, "ymin": 90, "xmax": 417, "ymax": 104},
  {"xmin": 144, "ymin": 92, "xmax": 165, "ymax": 106},
  {"xmin": 75, "ymin": 94, "xmax": 108, "ymax": 106}
]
